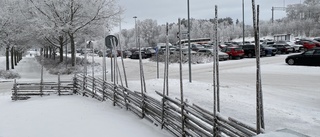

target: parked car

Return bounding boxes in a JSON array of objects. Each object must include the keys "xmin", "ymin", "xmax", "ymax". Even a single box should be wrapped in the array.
[
  {"xmin": 269, "ymin": 44, "xmax": 293, "ymax": 54},
  {"xmin": 141, "ymin": 47, "xmax": 156, "ymax": 58},
  {"xmin": 221, "ymin": 47, "xmax": 244, "ymax": 59},
  {"xmin": 275, "ymin": 41, "xmax": 303, "ymax": 52},
  {"xmin": 299, "ymin": 38, "xmax": 320, "ymax": 47},
  {"xmin": 129, "ymin": 51, "xmax": 148, "ymax": 59},
  {"xmin": 122, "ymin": 50, "xmax": 132, "ymax": 58},
  {"xmin": 197, "ymin": 49, "xmax": 229, "ymax": 61},
  {"xmin": 261, "ymin": 44, "xmax": 277, "ymax": 56},
  {"xmin": 240, "ymin": 44, "xmax": 266, "ymax": 58},
  {"xmin": 285, "ymin": 47, "xmax": 320, "ymax": 66},
  {"xmin": 174, "ymin": 48, "xmax": 197, "ymax": 55},
  {"xmin": 98, "ymin": 50, "xmax": 121, "ymax": 57},
  {"xmin": 294, "ymin": 40, "xmax": 316, "ymax": 50},
  {"xmin": 191, "ymin": 44, "xmax": 205, "ymax": 51}
]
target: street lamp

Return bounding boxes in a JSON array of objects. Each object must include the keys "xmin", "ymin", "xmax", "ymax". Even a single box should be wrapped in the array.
[
  {"xmin": 187, "ymin": 0, "xmax": 192, "ymax": 83},
  {"xmin": 133, "ymin": 16, "xmax": 137, "ymax": 48},
  {"xmin": 242, "ymin": 0, "xmax": 245, "ymax": 46}
]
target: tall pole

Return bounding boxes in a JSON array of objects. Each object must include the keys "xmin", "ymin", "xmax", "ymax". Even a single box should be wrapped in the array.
[
  {"xmin": 272, "ymin": 7, "xmax": 274, "ymax": 23},
  {"xmin": 133, "ymin": 16, "xmax": 138, "ymax": 48},
  {"xmin": 187, "ymin": 0, "xmax": 192, "ymax": 83},
  {"xmin": 251, "ymin": 0, "xmax": 262, "ymax": 134},
  {"xmin": 119, "ymin": 17, "xmax": 128, "ymax": 87},
  {"xmin": 242, "ymin": 0, "xmax": 245, "ymax": 45},
  {"xmin": 178, "ymin": 18, "xmax": 185, "ymax": 137},
  {"xmin": 215, "ymin": 5, "xmax": 220, "ymax": 113}
]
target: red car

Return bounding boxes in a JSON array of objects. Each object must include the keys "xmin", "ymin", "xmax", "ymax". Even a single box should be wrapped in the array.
[
  {"xmin": 295, "ymin": 41, "xmax": 316, "ymax": 50},
  {"xmin": 221, "ymin": 47, "xmax": 244, "ymax": 59}
]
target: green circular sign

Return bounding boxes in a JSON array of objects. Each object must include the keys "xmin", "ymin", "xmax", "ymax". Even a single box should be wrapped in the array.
[{"xmin": 105, "ymin": 35, "xmax": 118, "ymax": 49}]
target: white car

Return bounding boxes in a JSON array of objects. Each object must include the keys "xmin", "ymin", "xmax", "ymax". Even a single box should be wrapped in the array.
[
  {"xmin": 197, "ymin": 49, "xmax": 229, "ymax": 61},
  {"xmin": 285, "ymin": 41, "xmax": 304, "ymax": 52}
]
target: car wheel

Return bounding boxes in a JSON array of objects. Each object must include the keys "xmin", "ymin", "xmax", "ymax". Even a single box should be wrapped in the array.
[
  {"xmin": 248, "ymin": 53, "xmax": 253, "ymax": 58},
  {"xmin": 287, "ymin": 59, "xmax": 295, "ymax": 65}
]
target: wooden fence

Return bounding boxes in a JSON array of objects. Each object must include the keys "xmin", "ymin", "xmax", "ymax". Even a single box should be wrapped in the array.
[
  {"xmin": 73, "ymin": 73, "xmax": 261, "ymax": 137},
  {"xmin": 11, "ymin": 75, "xmax": 73, "ymax": 100}
]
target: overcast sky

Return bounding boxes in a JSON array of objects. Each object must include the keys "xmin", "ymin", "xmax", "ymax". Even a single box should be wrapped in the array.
[{"xmin": 113, "ymin": 0, "xmax": 302, "ymax": 33}]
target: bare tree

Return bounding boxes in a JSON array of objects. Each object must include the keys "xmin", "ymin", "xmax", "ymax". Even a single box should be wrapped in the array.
[{"xmin": 28, "ymin": 0, "xmax": 122, "ymax": 66}]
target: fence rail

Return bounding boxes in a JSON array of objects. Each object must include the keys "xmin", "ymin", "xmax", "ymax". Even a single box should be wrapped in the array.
[{"xmin": 73, "ymin": 73, "xmax": 259, "ymax": 137}]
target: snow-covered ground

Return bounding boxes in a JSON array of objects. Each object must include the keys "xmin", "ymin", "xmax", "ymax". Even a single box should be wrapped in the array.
[{"xmin": 0, "ymin": 53, "xmax": 319, "ymax": 137}]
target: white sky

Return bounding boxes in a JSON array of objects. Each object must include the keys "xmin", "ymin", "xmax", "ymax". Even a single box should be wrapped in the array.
[{"xmin": 114, "ymin": 0, "xmax": 302, "ymax": 33}]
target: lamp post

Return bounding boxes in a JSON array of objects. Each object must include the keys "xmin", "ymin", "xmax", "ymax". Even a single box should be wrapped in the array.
[
  {"xmin": 187, "ymin": 0, "xmax": 192, "ymax": 83},
  {"xmin": 242, "ymin": 0, "xmax": 245, "ymax": 45},
  {"xmin": 133, "ymin": 16, "xmax": 137, "ymax": 48}
]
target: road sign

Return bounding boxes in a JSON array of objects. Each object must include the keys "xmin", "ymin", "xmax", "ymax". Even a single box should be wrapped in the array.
[{"xmin": 105, "ymin": 35, "xmax": 118, "ymax": 49}]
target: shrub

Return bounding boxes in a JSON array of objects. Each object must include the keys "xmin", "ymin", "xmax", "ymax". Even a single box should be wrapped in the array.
[
  {"xmin": 0, "ymin": 70, "xmax": 21, "ymax": 79},
  {"xmin": 35, "ymin": 56, "xmax": 100, "ymax": 75}
]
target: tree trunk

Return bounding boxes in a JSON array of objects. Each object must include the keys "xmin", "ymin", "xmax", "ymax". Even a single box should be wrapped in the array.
[
  {"xmin": 49, "ymin": 47, "xmax": 52, "ymax": 58},
  {"xmin": 11, "ymin": 47, "xmax": 14, "ymax": 69},
  {"xmin": 53, "ymin": 48, "xmax": 56, "ymax": 60},
  {"xmin": 59, "ymin": 36, "xmax": 64, "ymax": 62},
  {"xmin": 14, "ymin": 50, "xmax": 17, "ymax": 66},
  {"xmin": 6, "ymin": 46, "xmax": 9, "ymax": 70},
  {"xmin": 69, "ymin": 33, "xmax": 75, "ymax": 66}
]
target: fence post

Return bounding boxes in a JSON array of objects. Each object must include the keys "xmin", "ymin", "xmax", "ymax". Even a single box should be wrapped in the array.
[
  {"xmin": 13, "ymin": 79, "xmax": 17, "ymax": 101},
  {"xmin": 113, "ymin": 84, "xmax": 116, "ymax": 106},
  {"xmin": 73, "ymin": 73, "xmax": 77, "ymax": 94},
  {"xmin": 58, "ymin": 73, "xmax": 61, "ymax": 96},
  {"xmin": 82, "ymin": 74, "xmax": 86, "ymax": 91},
  {"xmin": 161, "ymin": 97, "xmax": 166, "ymax": 129},
  {"xmin": 102, "ymin": 81, "xmax": 106, "ymax": 101}
]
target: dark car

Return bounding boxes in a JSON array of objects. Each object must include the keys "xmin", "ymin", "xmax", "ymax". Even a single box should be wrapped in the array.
[
  {"xmin": 285, "ymin": 47, "xmax": 320, "ymax": 66},
  {"xmin": 240, "ymin": 44, "xmax": 266, "ymax": 58},
  {"xmin": 191, "ymin": 44, "xmax": 205, "ymax": 51},
  {"xmin": 261, "ymin": 44, "xmax": 277, "ymax": 56},
  {"xmin": 129, "ymin": 51, "xmax": 148, "ymax": 59},
  {"xmin": 270, "ymin": 44, "xmax": 293, "ymax": 54},
  {"xmin": 221, "ymin": 47, "xmax": 244, "ymax": 59}
]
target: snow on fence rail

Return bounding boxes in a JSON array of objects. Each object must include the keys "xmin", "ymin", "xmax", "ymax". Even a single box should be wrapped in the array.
[{"xmin": 73, "ymin": 73, "xmax": 260, "ymax": 137}]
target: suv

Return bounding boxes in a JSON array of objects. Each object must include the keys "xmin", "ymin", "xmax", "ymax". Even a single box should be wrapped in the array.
[
  {"xmin": 221, "ymin": 47, "xmax": 244, "ymax": 59},
  {"xmin": 240, "ymin": 44, "xmax": 266, "ymax": 58}
]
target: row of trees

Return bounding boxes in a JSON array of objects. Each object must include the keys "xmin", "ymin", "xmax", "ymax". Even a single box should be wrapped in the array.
[
  {"xmin": 0, "ymin": 0, "xmax": 122, "ymax": 71},
  {"xmin": 118, "ymin": 0, "xmax": 320, "ymax": 49}
]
